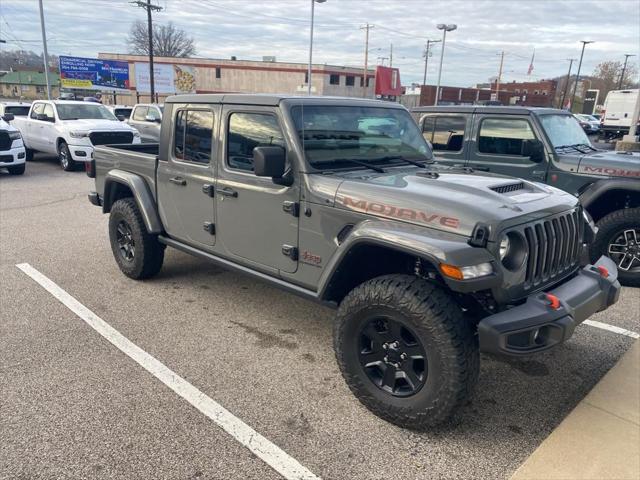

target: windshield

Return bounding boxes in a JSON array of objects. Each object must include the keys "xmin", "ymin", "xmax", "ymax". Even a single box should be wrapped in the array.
[
  {"xmin": 56, "ymin": 103, "xmax": 117, "ymax": 121},
  {"xmin": 5, "ymin": 105, "xmax": 31, "ymax": 116},
  {"xmin": 539, "ymin": 114, "xmax": 591, "ymax": 148},
  {"xmin": 291, "ymin": 105, "xmax": 432, "ymax": 169}
]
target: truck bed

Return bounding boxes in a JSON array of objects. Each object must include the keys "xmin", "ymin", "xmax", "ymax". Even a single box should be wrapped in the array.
[{"xmin": 93, "ymin": 143, "xmax": 159, "ymax": 198}]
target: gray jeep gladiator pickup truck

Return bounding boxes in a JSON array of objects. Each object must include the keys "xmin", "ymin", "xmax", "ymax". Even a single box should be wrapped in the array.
[
  {"xmin": 413, "ymin": 106, "xmax": 640, "ymax": 286},
  {"xmin": 88, "ymin": 95, "xmax": 620, "ymax": 428}
]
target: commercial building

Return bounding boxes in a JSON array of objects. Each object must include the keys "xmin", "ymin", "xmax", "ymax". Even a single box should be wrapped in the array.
[
  {"xmin": 0, "ymin": 71, "xmax": 60, "ymax": 100},
  {"xmin": 97, "ymin": 53, "xmax": 378, "ymax": 104}
]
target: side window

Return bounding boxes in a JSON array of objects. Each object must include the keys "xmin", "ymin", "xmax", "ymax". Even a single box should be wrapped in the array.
[
  {"xmin": 30, "ymin": 103, "xmax": 44, "ymax": 119},
  {"xmin": 227, "ymin": 112, "xmax": 285, "ymax": 172},
  {"xmin": 174, "ymin": 110, "xmax": 214, "ymax": 164},
  {"xmin": 478, "ymin": 118, "xmax": 535, "ymax": 157},
  {"xmin": 132, "ymin": 106, "xmax": 148, "ymax": 121},
  {"xmin": 329, "ymin": 74, "xmax": 340, "ymax": 85},
  {"xmin": 422, "ymin": 115, "xmax": 466, "ymax": 152},
  {"xmin": 43, "ymin": 104, "xmax": 55, "ymax": 121},
  {"xmin": 148, "ymin": 107, "xmax": 161, "ymax": 121}
]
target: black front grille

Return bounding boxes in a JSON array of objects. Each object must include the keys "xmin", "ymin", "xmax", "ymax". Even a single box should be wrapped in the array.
[
  {"xmin": 491, "ymin": 182, "xmax": 525, "ymax": 194},
  {"xmin": 522, "ymin": 208, "xmax": 583, "ymax": 289},
  {"xmin": 89, "ymin": 131, "xmax": 134, "ymax": 146},
  {"xmin": 0, "ymin": 131, "xmax": 12, "ymax": 150},
  {"xmin": 0, "ymin": 154, "xmax": 13, "ymax": 163}
]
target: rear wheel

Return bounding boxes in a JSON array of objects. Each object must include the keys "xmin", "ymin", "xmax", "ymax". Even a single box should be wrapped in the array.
[
  {"xmin": 334, "ymin": 274, "xmax": 479, "ymax": 429},
  {"xmin": 7, "ymin": 163, "xmax": 25, "ymax": 175},
  {"xmin": 109, "ymin": 198, "xmax": 164, "ymax": 279},
  {"xmin": 592, "ymin": 208, "xmax": 640, "ymax": 287},
  {"xmin": 58, "ymin": 141, "xmax": 76, "ymax": 171}
]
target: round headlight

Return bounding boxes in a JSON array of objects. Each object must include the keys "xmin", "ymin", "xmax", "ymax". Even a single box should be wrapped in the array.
[{"xmin": 499, "ymin": 236, "xmax": 510, "ymax": 260}]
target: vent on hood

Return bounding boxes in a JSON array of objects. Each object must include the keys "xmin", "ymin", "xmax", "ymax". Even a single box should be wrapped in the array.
[{"xmin": 491, "ymin": 182, "xmax": 525, "ymax": 194}]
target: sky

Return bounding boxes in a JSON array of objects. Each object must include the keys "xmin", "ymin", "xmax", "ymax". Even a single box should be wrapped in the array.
[{"xmin": 1, "ymin": 0, "xmax": 639, "ymax": 88}]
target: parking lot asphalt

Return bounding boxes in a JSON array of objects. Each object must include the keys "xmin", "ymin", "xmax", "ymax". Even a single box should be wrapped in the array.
[{"xmin": 1, "ymin": 157, "xmax": 638, "ymax": 480}]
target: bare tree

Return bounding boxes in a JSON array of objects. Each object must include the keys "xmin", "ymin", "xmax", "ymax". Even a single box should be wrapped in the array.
[
  {"xmin": 127, "ymin": 20, "xmax": 196, "ymax": 58},
  {"xmin": 591, "ymin": 60, "xmax": 638, "ymax": 100}
]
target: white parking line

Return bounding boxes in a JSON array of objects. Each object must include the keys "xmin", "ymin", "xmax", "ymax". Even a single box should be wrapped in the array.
[
  {"xmin": 16, "ymin": 263, "xmax": 321, "ymax": 480},
  {"xmin": 583, "ymin": 319, "xmax": 640, "ymax": 339}
]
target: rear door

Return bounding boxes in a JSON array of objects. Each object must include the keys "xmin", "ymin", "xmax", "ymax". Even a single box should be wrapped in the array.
[
  {"xmin": 130, "ymin": 106, "xmax": 149, "ymax": 141},
  {"xmin": 466, "ymin": 114, "xmax": 547, "ymax": 181},
  {"xmin": 419, "ymin": 113, "xmax": 469, "ymax": 165},
  {"xmin": 157, "ymin": 104, "xmax": 218, "ymax": 248},
  {"xmin": 215, "ymin": 105, "xmax": 299, "ymax": 273}
]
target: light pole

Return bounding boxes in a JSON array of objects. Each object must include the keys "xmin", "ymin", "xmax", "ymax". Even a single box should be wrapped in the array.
[
  {"xmin": 434, "ymin": 24, "xmax": 456, "ymax": 106},
  {"xmin": 559, "ymin": 58, "xmax": 576, "ymax": 109},
  {"xmin": 570, "ymin": 40, "xmax": 593, "ymax": 113},
  {"xmin": 618, "ymin": 54, "xmax": 636, "ymax": 89},
  {"xmin": 38, "ymin": 0, "xmax": 51, "ymax": 99},
  {"xmin": 308, "ymin": 0, "xmax": 326, "ymax": 95}
]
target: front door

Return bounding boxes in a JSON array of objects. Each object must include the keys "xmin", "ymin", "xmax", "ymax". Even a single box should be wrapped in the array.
[
  {"xmin": 466, "ymin": 115, "xmax": 548, "ymax": 181},
  {"xmin": 157, "ymin": 105, "xmax": 218, "ymax": 248},
  {"xmin": 216, "ymin": 106, "xmax": 299, "ymax": 273},
  {"xmin": 420, "ymin": 113, "xmax": 469, "ymax": 165}
]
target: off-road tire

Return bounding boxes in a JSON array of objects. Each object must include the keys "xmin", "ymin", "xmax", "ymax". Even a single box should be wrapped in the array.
[
  {"xmin": 7, "ymin": 163, "xmax": 25, "ymax": 175},
  {"xmin": 334, "ymin": 274, "xmax": 479, "ymax": 429},
  {"xmin": 25, "ymin": 149, "xmax": 34, "ymax": 161},
  {"xmin": 58, "ymin": 141, "xmax": 76, "ymax": 171},
  {"xmin": 109, "ymin": 198, "xmax": 164, "ymax": 279},
  {"xmin": 592, "ymin": 208, "xmax": 640, "ymax": 287}
]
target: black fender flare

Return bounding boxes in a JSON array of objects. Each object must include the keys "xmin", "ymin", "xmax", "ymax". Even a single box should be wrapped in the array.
[
  {"xmin": 103, "ymin": 170, "xmax": 163, "ymax": 234},
  {"xmin": 578, "ymin": 178, "xmax": 640, "ymax": 211}
]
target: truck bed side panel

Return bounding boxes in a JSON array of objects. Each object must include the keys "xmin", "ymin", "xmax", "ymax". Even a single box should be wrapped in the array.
[{"xmin": 94, "ymin": 144, "xmax": 159, "ymax": 200}]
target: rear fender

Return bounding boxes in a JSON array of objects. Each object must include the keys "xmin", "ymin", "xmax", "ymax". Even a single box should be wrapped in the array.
[{"xmin": 103, "ymin": 169, "xmax": 163, "ymax": 234}]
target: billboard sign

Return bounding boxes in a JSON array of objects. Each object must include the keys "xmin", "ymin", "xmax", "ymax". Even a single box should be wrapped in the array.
[
  {"xmin": 59, "ymin": 56, "xmax": 129, "ymax": 91},
  {"xmin": 134, "ymin": 63, "xmax": 196, "ymax": 94},
  {"xmin": 582, "ymin": 89, "xmax": 600, "ymax": 115},
  {"xmin": 374, "ymin": 66, "xmax": 402, "ymax": 99}
]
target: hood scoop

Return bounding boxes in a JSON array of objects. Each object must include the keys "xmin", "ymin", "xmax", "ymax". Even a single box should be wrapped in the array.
[{"xmin": 490, "ymin": 181, "xmax": 525, "ymax": 194}]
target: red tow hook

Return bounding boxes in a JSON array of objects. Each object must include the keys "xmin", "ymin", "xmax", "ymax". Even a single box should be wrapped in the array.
[
  {"xmin": 544, "ymin": 293, "xmax": 561, "ymax": 310},
  {"xmin": 596, "ymin": 265, "xmax": 609, "ymax": 278}
]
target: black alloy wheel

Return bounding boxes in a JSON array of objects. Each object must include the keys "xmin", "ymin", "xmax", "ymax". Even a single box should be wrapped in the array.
[
  {"xmin": 358, "ymin": 317, "xmax": 427, "ymax": 397},
  {"xmin": 608, "ymin": 228, "xmax": 640, "ymax": 273},
  {"xmin": 115, "ymin": 220, "xmax": 135, "ymax": 262}
]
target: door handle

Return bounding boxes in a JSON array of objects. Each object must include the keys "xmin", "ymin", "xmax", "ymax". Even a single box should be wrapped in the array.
[
  {"xmin": 169, "ymin": 176, "xmax": 186, "ymax": 186},
  {"xmin": 532, "ymin": 170, "xmax": 546, "ymax": 179},
  {"xmin": 219, "ymin": 187, "xmax": 238, "ymax": 198}
]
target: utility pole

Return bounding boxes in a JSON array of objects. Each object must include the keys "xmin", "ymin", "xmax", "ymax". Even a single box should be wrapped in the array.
[
  {"xmin": 131, "ymin": 0, "xmax": 163, "ymax": 102},
  {"xmin": 559, "ymin": 58, "xmax": 575, "ymax": 109},
  {"xmin": 494, "ymin": 51, "xmax": 504, "ymax": 103},
  {"xmin": 618, "ymin": 54, "xmax": 636, "ymax": 89},
  {"xmin": 38, "ymin": 0, "xmax": 51, "ymax": 99},
  {"xmin": 422, "ymin": 39, "xmax": 441, "ymax": 86},
  {"xmin": 389, "ymin": 43, "xmax": 393, "ymax": 67},
  {"xmin": 361, "ymin": 23, "xmax": 373, "ymax": 97},
  {"xmin": 570, "ymin": 40, "xmax": 593, "ymax": 113}
]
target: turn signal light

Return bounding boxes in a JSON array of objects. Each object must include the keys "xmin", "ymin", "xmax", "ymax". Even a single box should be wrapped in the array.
[
  {"xmin": 544, "ymin": 293, "xmax": 561, "ymax": 310},
  {"xmin": 440, "ymin": 264, "xmax": 464, "ymax": 280},
  {"xmin": 597, "ymin": 265, "xmax": 609, "ymax": 278}
]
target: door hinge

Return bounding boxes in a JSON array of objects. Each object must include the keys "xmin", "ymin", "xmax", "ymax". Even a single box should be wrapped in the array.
[
  {"xmin": 282, "ymin": 201, "xmax": 299, "ymax": 217},
  {"xmin": 202, "ymin": 184, "xmax": 215, "ymax": 197},
  {"xmin": 203, "ymin": 222, "xmax": 216, "ymax": 235},
  {"xmin": 282, "ymin": 244, "xmax": 298, "ymax": 261}
]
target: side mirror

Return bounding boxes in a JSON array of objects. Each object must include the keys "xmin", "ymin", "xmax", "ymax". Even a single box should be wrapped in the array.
[
  {"xmin": 522, "ymin": 139, "xmax": 545, "ymax": 163},
  {"xmin": 253, "ymin": 146, "xmax": 286, "ymax": 178},
  {"xmin": 116, "ymin": 114, "xmax": 125, "ymax": 121},
  {"xmin": 145, "ymin": 115, "xmax": 160, "ymax": 123},
  {"xmin": 36, "ymin": 113, "xmax": 52, "ymax": 122},
  {"xmin": 2, "ymin": 113, "xmax": 14, "ymax": 122}
]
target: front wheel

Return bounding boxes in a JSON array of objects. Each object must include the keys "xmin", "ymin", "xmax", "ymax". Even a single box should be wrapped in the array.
[
  {"xmin": 334, "ymin": 274, "xmax": 479, "ymax": 429},
  {"xmin": 592, "ymin": 208, "xmax": 640, "ymax": 287},
  {"xmin": 109, "ymin": 198, "xmax": 165, "ymax": 279},
  {"xmin": 7, "ymin": 163, "xmax": 25, "ymax": 175},
  {"xmin": 58, "ymin": 141, "xmax": 76, "ymax": 171}
]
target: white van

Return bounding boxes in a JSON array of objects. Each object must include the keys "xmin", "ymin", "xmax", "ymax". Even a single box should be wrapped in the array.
[{"xmin": 600, "ymin": 89, "xmax": 639, "ymax": 139}]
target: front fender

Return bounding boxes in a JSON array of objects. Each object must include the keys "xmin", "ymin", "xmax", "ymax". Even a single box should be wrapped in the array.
[
  {"xmin": 103, "ymin": 169, "xmax": 163, "ymax": 234},
  {"xmin": 317, "ymin": 219, "xmax": 498, "ymax": 299},
  {"xmin": 579, "ymin": 178, "xmax": 640, "ymax": 210}
]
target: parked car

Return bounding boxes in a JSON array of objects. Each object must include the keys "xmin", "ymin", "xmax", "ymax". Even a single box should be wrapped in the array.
[
  {"xmin": 574, "ymin": 113, "xmax": 600, "ymax": 134},
  {"xmin": 12, "ymin": 100, "xmax": 141, "ymax": 171},
  {"xmin": 600, "ymin": 89, "xmax": 640, "ymax": 140},
  {"xmin": 87, "ymin": 94, "xmax": 620, "ymax": 428},
  {"xmin": 413, "ymin": 105, "xmax": 640, "ymax": 286},
  {"xmin": 0, "ymin": 101, "xmax": 32, "ymax": 117},
  {"xmin": 106, "ymin": 105, "xmax": 133, "ymax": 121},
  {"xmin": 127, "ymin": 103, "xmax": 163, "ymax": 142},
  {"xmin": 0, "ymin": 113, "xmax": 26, "ymax": 175}
]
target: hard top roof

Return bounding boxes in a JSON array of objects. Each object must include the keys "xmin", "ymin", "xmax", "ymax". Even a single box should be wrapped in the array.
[
  {"xmin": 411, "ymin": 105, "xmax": 567, "ymax": 115},
  {"xmin": 165, "ymin": 93, "xmax": 406, "ymax": 108}
]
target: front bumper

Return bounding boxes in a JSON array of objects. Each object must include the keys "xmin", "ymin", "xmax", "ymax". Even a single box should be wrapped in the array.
[
  {"xmin": 0, "ymin": 146, "xmax": 26, "ymax": 166},
  {"xmin": 478, "ymin": 256, "xmax": 620, "ymax": 356},
  {"xmin": 69, "ymin": 144, "xmax": 93, "ymax": 162}
]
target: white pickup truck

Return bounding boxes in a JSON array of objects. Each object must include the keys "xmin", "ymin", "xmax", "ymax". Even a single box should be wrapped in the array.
[{"xmin": 13, "ymin": 100, "xmax": 141, "ymax": 171}]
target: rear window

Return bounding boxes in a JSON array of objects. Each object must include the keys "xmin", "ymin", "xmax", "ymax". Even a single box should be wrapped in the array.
[
  {"xmin": 174, "ymin": 109, "xmax": 214, "ymax": 164},
  {"xmin": 132, "ymin": 106, "xmax": 148, "ymax": 121},
  {"xmin": 114, "ymin": 108, "xmax": 132, "ymax": 119},
  {"xmin": 5, "ymin": 105, "xmax": 31, "ymax": 116},
  {"xmin": 478, "ymin": 118, "xmax": 535, "ymax": 156},
  {"xmin": 422, "ymin": 115, "xmax": 466, "ymax": 152}
]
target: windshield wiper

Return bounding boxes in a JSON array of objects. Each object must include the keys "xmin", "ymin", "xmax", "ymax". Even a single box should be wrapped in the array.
[
  {"xmin": 368, "ymin": 155, "xmax": 433, "ymax": 168},
  {"xmin": 555, "ymin": 143, "xmax": 595, "ymax": 153},
  {"xmin": 312, "ymin": 158, "xmax": 386, "ymax": 173}
]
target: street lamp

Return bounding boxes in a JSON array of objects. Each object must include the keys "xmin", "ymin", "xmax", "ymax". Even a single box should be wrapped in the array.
[
  {"xmin": 434, "ymin": 23, "xmax": 457, "ymax": 106},
  {"xmin": 619, "ymin": 54, "xmax": 636, "ymax": 89},
  {"xmin": 308, "ymin": 0, "xmax": 326, "ymax": 95},
  {"xmin": 570, "ymin": 40, "xmax": 593, "ymax": 113}
]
